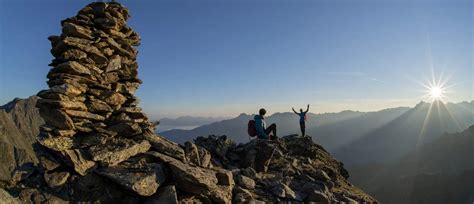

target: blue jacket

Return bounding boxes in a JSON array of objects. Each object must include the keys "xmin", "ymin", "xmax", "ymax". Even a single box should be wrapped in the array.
[
  {"xmin": 297, "ymin": 112, "xmax": 306, "ymax": 123},
  {"xmin": 254, "ymin": 115, "xmax": 267, "ymax": 138}
]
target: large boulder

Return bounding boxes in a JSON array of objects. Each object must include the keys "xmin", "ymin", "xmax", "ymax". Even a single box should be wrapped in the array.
[{"xmin": 148, "ymin": 151, "xmax": 234, "ymax": 204}]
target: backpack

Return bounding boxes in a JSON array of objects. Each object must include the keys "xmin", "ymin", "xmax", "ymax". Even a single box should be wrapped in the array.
[{"xmin": 247, "ymin": 120, "xmax": 257, "ymax": 137}]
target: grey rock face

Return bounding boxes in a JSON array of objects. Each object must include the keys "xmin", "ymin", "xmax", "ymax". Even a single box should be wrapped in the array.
[
  {"xmin": 98, "ymin": 163, "xmax": 166, "ymax": 196},
  {"xmin": 144, "ymin": 185, "xmax": 178, "ymax": 204},
  {"xmin": 44, "ymin": 171, "xmax": 70, "ymax": 188},
  {"xmin": 0, "ymin": 96, "xmax": 43, "ymax": 185},
  {"xmin": 184, "ymin": 142, "xmax": 212, "ymax": 168},
  {"xmin": 0, "ymin": 188, "xmax": 20, "ymax": 204},
  {"xmin": 88, "ymin": 139, "xmax": 151, "ymax": 166},
  {"xmin": 148, "ymin": 151, "xmax": 234, "ymax": 204},
  {"xmin": 236, "ymin": 174, "xmax": 255, "ymax": 190}
]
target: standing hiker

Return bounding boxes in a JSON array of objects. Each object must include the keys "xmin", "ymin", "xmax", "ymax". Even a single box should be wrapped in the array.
[
  {"xmin": 254, "ymin": 108, "xmax": 277, "ymax": 140},
  {"xmin": 292, "ymin": 104, "xmax": 309, "ymax": 136}
]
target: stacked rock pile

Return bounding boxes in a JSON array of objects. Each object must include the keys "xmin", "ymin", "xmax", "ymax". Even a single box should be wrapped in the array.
[
  {"xmin": 36, "ymin": 1, "xmax": 156, "ymax": 176},
  {"xmin": 30, "ymin": 2, "xmax": 235, "ymax": 203}
]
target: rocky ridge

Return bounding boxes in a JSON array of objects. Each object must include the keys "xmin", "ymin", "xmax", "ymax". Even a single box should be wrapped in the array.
[
  {"xmin": 0, "ymin": 96, "xmax": 43, "ymax": 187},
  {"xmin": 192, "ymin": 135, "xmax": 377, "ymax": 203},
  {"xmin": 2, "ymin": 2, "xmax": 376, "ymax": 203}
]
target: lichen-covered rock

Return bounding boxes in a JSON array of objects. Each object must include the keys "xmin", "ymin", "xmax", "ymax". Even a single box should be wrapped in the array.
[
  {"xmin": 88, "ymin": 139, "xmax": 151, "ymax": 166},
  {"xmin": 144, "ymin": 133, "xmax": 185, "ymax": 161},
  {"xmin": 98, "ymin": 163, "xmax": 166, "ymax": 196}
]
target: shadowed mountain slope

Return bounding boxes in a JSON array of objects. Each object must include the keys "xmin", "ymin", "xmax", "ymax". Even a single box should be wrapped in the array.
[
  {"xmin": 350, "ymin": 125, "xmax": 474, "ymax": 204},
  {"xmin": 334, "ymin": 101, "xmax": 474, "ymax": 165},
  {"xmin": 0, "ymin": 97, "xmax": 44, "ymax": 186}
]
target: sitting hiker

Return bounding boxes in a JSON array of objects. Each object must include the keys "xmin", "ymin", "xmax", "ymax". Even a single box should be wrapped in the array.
[
  {"xmin": 292, "ymin": 104, "xmax": 309, "ymax": 136},
  {"xmin": 254, "ymin": 108, "xmax": 277, "ymax": 140}
]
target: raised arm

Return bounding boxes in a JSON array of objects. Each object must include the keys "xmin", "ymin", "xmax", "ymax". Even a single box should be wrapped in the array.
[
  {"xmin": 305, "ymin": 104, "xmax": 310, "ymax": 113},
  {"xmin": 292, "ymin": 107, "xmax": 298, "ymax": 114}
]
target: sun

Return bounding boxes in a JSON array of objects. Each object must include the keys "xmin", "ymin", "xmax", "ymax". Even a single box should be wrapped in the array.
[
  {"xmin": 420, "ymin": 74, "xmax": 450, "ymax": 101},
  {"xmin": 428, "ymin": 85, "xmax": 444, "ymax": 100}
]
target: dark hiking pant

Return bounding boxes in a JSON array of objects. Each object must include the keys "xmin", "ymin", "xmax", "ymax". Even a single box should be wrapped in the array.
[
  {"xmin": 262, "ymin": 123, "xmax": 277, "ymax": 140},
  {"xmin": 300, "ymin": 122, "xmax": 305, "ymax": 136}
]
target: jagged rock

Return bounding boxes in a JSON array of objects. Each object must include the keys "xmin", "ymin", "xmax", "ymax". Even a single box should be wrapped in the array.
[
  {"xmin": 53, "ymin": 61, "xmax": 91, "ymax": 75},
  {"xmin": 236, "ymin": 139, "xmax": 281, "ymax": 172},
  {"xmin": 60, "ymin": 149, "xmax": 96, "ymax": 176},
  {"xmin": 0, "ymin": 188, "xmax": 20, "ymax": 204},
  {"xmin": 44, "ymin": 171, "xmax": 69, "ymax": 188},
  {"xmin": 86, "ymin": 98, "xmax": 112, "ymax": 112},
  {"xmin": 50, "ymin": 84, "xmax": 84, "ymax": 97},
  {"xmin": 314, "ymin": 169, "xmax": 331, "ymax": 182},
  {"xmin": 233, "ymin": 186, "xmax": 253, "ymax": 202},
  {"xmin": 106, "ymin": 55, "xmax": 122, "ymax": 72},
  {"xmin": 64, "ymin": 109, "xmax": 105, "ymax": 121},
  {"xmin": 39, "ymin": 136, "xmax": 75, "ymax": 151},
  {"xmin": 53, "ymin": 129, "xmax": 76, "ymax": 137},
  {"xmin": 102, "ymin": 91, "xmax": 127, "ymax": 106},
  {"xmin": 271, "ymin": 183, "xmax": 300, "ymax": 200},
  {"xmin": 88, "ymin": 139, "xmax": 151, "ymax": 166},
  {"xmin": 306, "ymin": 190, "xmax": 330, "ymax": 203},
  {"xmin": 38, "ymin": 156, "xmax": 60, "ymax": 172},
  {"xmin": 215, "ymin": 168, "xmax": 235, "ymax": 186},
  {"xmin": 144, "ymin": 133, "xmax": 185, "ymax": 161},
  {"xmin": 148, "ymin": 152, "xmax": 233, "ymax": 204},
  {"xmin": 38, "ymin": 108, "xmax": 74, "ymax": 130},
  {"xmin": 10, "ymin": 168, "xmax": 34, "ymax": 186},
  {"xmin": 236, "ymin": 174, "xmax": 255, "ymax": 190},
  {"xmin": 62, "ymin": 22, "xmax": 93, "ymax": 40},
  {"xmin": 37, "ymin": 99, "xmax": 87, "ymax": 111},
  {"xmin": 18, "ymin": 188, "xmax": 67, "ymax": 204},
  {"xmin": 98, "ymin": 163, "xmax": 166, "ymax": 196},
  {"xmin": 194, "ymin": 135, "xmax": 235, "ymax": 160},
  {"xmin": 194, "ymin": 135, "xmax": 377, "ymax": 203},
  {"xmin": 108, "ymin": 122, "xmax": 142, "ymax": 137},
  {"xmin": 185, "ymin": 142, "xmax": 212, "ymax": 168},
  {"xmin": 144, "ymin": 185, "xmax": 178, "ymax": 204},
  {"xmin": 342, "ymin": 195, "xmax": 359, "ymax": 204},
  {"xmin": 60, "ymin": 49, "xmax": 87, "ymax": 61}
]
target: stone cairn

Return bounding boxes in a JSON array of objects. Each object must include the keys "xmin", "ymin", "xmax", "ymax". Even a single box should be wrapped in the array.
[{"xmin": 33, "ymin": 2, "xmax": 234, "ymax": 203}]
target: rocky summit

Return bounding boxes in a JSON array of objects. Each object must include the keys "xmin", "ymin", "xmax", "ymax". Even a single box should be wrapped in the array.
[{"xmin": 1, "ymin": 2, "xmax": 377, "ymax": 203}]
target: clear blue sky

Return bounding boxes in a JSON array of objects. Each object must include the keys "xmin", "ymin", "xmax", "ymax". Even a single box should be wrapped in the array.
[{"xmin": 0, "ymin": 0, "xmax": 472, "ymax": 119}]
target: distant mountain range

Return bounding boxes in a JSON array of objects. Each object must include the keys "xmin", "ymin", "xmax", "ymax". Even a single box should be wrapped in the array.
[
  {"xmin": 160, "ymin": 110, "xmax": 368, "ymax": 144},
  {"xmin": 155, "ymin": 116, "xmax": 229, "ymax": 132},
  {"xmin": 350, "ymin": 125, "xmax": 474, "ymax": 204},
  {"xmin": 333, "ymin": 101, "xmax": 474, "ymax": 165}
]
